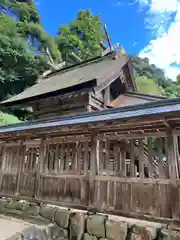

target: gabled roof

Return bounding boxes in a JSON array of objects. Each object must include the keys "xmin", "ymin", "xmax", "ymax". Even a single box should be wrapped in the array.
[
  {"xmin": 1, "ymin": 52, "xmax": 136, "ymax": 107},
  {"xmin": 108, "ymin": 92, "xmax": 167, "ymax": 108}
]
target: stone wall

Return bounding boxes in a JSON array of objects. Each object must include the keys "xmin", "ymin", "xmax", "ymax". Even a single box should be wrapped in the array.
[{"xmin": 0, "ymin": 198, "xmax": 180, "ymax": 240}]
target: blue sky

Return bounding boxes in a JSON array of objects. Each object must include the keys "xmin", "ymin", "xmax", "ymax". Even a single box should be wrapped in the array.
[{"xmin": 37, "ymin": 0, "xmax": 180, "ymax": 80}]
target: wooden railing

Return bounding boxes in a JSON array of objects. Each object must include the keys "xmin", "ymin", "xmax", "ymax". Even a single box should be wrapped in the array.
[{"xmin": 0, "ymin": 131, "xmax": 180, "ymax": 220}]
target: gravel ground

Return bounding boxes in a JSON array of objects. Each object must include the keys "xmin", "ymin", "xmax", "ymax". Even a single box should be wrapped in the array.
[{"xmin": 0, "ymin": 216, "xmax": 33, "ymax": 240}]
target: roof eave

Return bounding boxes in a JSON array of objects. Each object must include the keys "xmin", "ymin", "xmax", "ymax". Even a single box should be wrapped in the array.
[
  {"xmin": 1, "ymin": 79, "xmax": 97, "ymax": 108},
  {"xmin": 0, "ymin": 97, "xmax": 180, "ymax": 135}
]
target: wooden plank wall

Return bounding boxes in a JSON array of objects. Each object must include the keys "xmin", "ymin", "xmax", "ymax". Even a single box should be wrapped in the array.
[
  {"xmin": 32, "ymin": 91, "xmax": 89, "ymax": 119},
  {"xmin": 0, "ymin": 134, "xmax": 180, "ymax": 219}
]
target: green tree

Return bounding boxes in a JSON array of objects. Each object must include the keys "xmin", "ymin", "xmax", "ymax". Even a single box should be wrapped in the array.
[
  {"xmin": 55, "ymin": 10, "xmax": 104, "ymax": 65},
  {"xmin": 1, "ymin": 0, "xmax": 60, "ymax": 62},
  {"xmin": 0, "ymin": 15, "xmax": 47, "ymax": 100}
]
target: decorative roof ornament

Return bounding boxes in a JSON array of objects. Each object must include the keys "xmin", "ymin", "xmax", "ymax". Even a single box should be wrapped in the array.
[
  {"xmin": 101, "ymin": 24, "xmax": 120, "ymax": 57},
  {"xmin": 39, "ymin": 46, "xmax": 66, "ymax": 80}
]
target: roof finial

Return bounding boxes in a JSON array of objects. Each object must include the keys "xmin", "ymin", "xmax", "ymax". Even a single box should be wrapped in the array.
[{"xmin": 101, "ymin": 24, "xmax": 119, "ymax": 57}]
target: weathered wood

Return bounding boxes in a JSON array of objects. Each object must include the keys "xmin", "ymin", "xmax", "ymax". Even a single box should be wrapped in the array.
[
  {"xmin": 33, "ymin": 91, "xmax": 89, "ymax": 119},
  {"xmin": 138, "ymin": 139, "xmax": 144, "ymax": 178},
  {"xmin": 35, "ymin": 139, "xmax": 44, "ymax": 198},
  {"xmin": 174, "ymin": 136, "xmax": 180, "ymax": 178},
  {"xmin": 2, "ymin": 112, "xmax": 180, "ymax": 220},
  {"xmin": 120, "ymin": 148, "xmax": 126, "ymax": 177},
  {"xmin": 89, "ymin": 133, "xmax": 97, "ymax": 206},
  {"xmin": 89, "ymin": 95, "xmax": 104, "ymax": 110},
  {"xmin": 113, "ymin": 141, "xmax": 119, "ymax": 174},
  {"xmin": 166, "ymin": 131, "xmax": 179, "ymax": 181},
  {"xmin": 129, "ymin": 140, "xmax": 135, "ymax": 177},
  {"xmin": 60, "ymin": 141, "xmax": 65, "ymax": 172},
  {"xmin": 83, "ymin": 141, "xmax": 89, "ymax": 175},
  {"xmin": 104, "ymin": 86, "xmax": 110, "ymax": 105},
  {"xmin": 157, "ymin": 137, "xmax": 166, "ymax": 178},
  {"xmin": 147, "ymin": 137, "xmax": 153, "ymax": 178},
  {"xmin": 15, "ymin": 140, "xmax": 25, "ymax": 196},
  {"xmin": 76, "ymin": 142, "xmax": 81, "ymax": 175}
]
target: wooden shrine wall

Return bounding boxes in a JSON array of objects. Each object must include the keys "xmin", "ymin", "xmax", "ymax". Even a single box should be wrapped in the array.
[{"xmin": 0, "ymin": 134, "xmax": 179, "ymax": 219}]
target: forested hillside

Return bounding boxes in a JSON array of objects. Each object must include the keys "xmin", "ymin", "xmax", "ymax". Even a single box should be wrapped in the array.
[
  {"xmin": 131, "ymin": 56, "xmax": 180, "ymax": 98},
  {"xmin": 0, "ymin": 1, "xmax": 179, "ymax": 124}
]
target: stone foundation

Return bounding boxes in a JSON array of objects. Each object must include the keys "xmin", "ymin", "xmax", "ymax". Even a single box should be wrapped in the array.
[{"xmin": 0, "ymin": 198, "xmax": 180, "ymax": 240}]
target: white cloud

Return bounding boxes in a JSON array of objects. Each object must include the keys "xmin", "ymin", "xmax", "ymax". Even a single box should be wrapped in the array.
[
  {"xmin": 139, "ymin": 0, "xmax": 179, "ymax": 12},
  {"xmin": 138, "ymin": 0, "xmax": 180, "ymax": 80}
]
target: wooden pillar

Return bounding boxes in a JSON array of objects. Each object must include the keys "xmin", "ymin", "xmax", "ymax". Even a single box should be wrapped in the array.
[
  {"xmin": 129, "ymin": 140, "xmax": 136, "ymax": 177},
  {"xmin": 138, "ymin": 139, "xmax": 144, "ymax": 178},
  {"xmin": 0, "ymin": 146, "xmax": 5, "ymax": 191},
  {"xmin": 166, "ymin": 130, "xmax": 178, "ymax": 182},
  {"xmin": 174, "ymin": 136, "xmax": 180, "ymax": 179},
  {"xmin": 15, "ymin": 140, "xmax": 25, "ymax": 196},
  {"xmin": 89, "ymin": 133, "xmax": 97, "ymax": 206},
  {"xmin": 35, "ymin": 138, "xmax": 45, "ymax": 198}
]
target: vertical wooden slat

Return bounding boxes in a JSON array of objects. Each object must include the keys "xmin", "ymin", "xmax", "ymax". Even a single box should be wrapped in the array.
[
  {"xmin": 60, "ymin": 141, "xmax": 65, "ymax": 172},
  {"xmin": 65, "ymin": 143, "xmax": 70, "ymax": 172},
  {"xmin": 54, "ymin": 144, "xmax": 60, "ymax": 174},
  {"xmin": 15, "ymin": 140, "xmax": 25, "ymax": 196},
  {"xmin": 0, "ymin": 146, "xmax": 5, "ymax": 190},
  {"xmin": 138, "ymin": 139, "xmax": 144, "ymax": 178},
  {"xmin": 105, "ymin": 141, "xmax": 109, "ymax": 172},
  {"xmin": 29, "ymin": 148, "xmax": 34, "ymax": 171},
  {"xmin": 118, "ymin": 143, "xmax": 122, "ymax": 176},
  {"xmin": 70, "ymin": 142, "xmax": 75, "ymax": 172},
  {"xmin": 147, "ymin": 137, "xmax": 153, "ymax": 178},
  {"xmin": 114, "ymin": 141, "xmax": 119, "ymax": 175},
  {"xmin": 129, "ymin": 140, "xmax": 135, "ymax": 177},
  {"xmin": 157, "ymin": 137, "xmax": 166, "ymax": 178},
  {"xmin": 120, "ymin": 145, "xmax": 126, "ymax": 177},
  {"xmin": 89, "ymin": 133, "xmax": 97, "ymax": 206},
  {"xmin": 1, "ymin": 147, "xmax": 6, "ymax": 172},
  {"xmin": 174, "ymin": 136, "xmax": 180, "ymax": 178},
  {"xmin": 6, "ymin": 147, "xmax": 11, "ymax": 172},
  {"xmin": 83, "ymin": 141, "xmax": 89, "ymax": 175},
  {"xmin": 107, "ymin": 181, "xmax": 110, "ymax": 207},
  {"xmin": 96, "ymin": 140, "xmax": 100, "ymax": 175},
  {"xmin": 99, "ymin": 140, "xmax": 104, "ymax": 174},
  {"xmin": 174, "ymin": 136, "xmax": 180, "ymax": 179},
  {"xmin": 166, "ymin": 131, "xmax": 178, "ymax": 182},
  {"xmin": 76, "ymin": 142, "xmax": 81, "ymax": 175},
  {"xmin": 35, "ymin": 139, "xmax": 45, "ymax": 198},
  {"xmin": 43, "ymin": 143, "xmax": 49, "ymax": 174}
]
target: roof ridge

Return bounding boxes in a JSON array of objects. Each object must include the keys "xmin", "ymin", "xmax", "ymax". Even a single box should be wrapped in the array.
[{"xmin": 42, "ymin": 52, "xmax": 115, "ymax": 79}]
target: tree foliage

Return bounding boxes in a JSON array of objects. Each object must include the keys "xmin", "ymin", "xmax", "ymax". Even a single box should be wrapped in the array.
[
  {"xmin": 0, "ymin": 14, "xmax": 47, "ymax": 101},
  {"xmin": 131, "ymin": 56, "xmax": 180, "ymax": 98},
  {"xmin": 1, "ymin": 5, "xmax": 180, "ymax": 125},
  {"xmin": 55, "ymin": 10, "xmax": 104, "ymax": 65}
]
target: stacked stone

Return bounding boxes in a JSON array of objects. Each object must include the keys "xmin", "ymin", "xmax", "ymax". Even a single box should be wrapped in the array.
[{"xmin": 0, "ymin": 198, "xmax": 180, "ymax": 240}]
